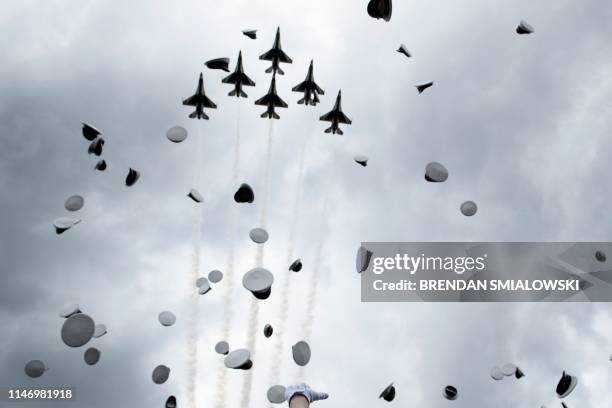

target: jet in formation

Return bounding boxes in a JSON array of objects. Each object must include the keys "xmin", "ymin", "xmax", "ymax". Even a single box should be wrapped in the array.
[
  {"xmin": 319, "ymin": 90, "xmax": 352, "ymax": 134},
  {"xmin": 259, "ymin": 27, "xmax": 292, "ymax": 75},
  {"xmin": 182, "ymin": 73, "xmax": 217, "ymax": 119},
  {"xmin": 222, "ymin": 51, "xmax": 256, "ymax": 98},
  {"xmin": 255, "ymin": 73, "xmax": 288, "ymax": 119},
  {"xmin": 292, "ymin": 60, "xmax": 325, "ymax": 106}
]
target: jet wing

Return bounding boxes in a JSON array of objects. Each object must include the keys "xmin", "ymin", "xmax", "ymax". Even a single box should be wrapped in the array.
[
  {"xmin": 259, "ymin": 49, "xmax": 275, "ymax": 61},
  {"xmin": 202, "ymin": 96, "xmax": 218, "ymax": 109},
  {"xmin": 292, "ymin": 81, "xmax": 307, "ymax": 92},
  {"xmin": 254, "ymin": 95, "xmax": 271, "ymax": 106},
  {"xmin": 338, "ymin": 113, "xmax": 352, "ymax": 124},
  {"xmin": 182, "ymin": 95, "xmax": 198, "ymax": 106},
  {"xmin": 277, "ymin": 51, "xmax": 292, "ymax": 64},
  {"xmin": 222, "ymin": 73, "xmax": 238, "ymax": 84},
  {"xmin": 272, "ymin": 96, "xmax": 288, "ymax": 108},
  {"xmin": 319, "ymin": 111, "xmax": 335, "ymax": 122},
  {"xmin": 242, "ymin": 75, "xmax": 256, "ymax": 87}
]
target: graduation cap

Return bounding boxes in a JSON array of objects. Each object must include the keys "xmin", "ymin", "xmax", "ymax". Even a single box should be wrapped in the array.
[
  {"xmin": 515, "ymin": 366, "xmax": 525, "ymax": 379},
  {"xmin": 58, "ymin": 303, "xmax": 81, "ymax": 318},
  {"xmin": 416, "ymin": 82, "xmax": 434, "ymax": 94},
  {"xmin": 84, "ymin": 347, "xmax": 101, "ymax": 365},
  {"xmin": 249, "ymin": 227, "xmax": 269, "ymax": 244},
  {"xmin": 556, "ymin": 371, "xmax": 577, "ymax": 398},
  {"xmin": 242, "ymin": 268, "xmax": 274, "ymax": 299},
  {"xmin": 215, "ymin": 341, "xmax": 230, "ymax": 355},
  {"xmin": 397, "ymin": 44, "xmax": 411, "ymax": 58},
  {"xmin": 205, "ymin": 58, "xmax": 230, "ymax": 72},
  {"xmin": 188, "ymin": 188, "xmax": 204, "ymax": 203},
  {"xmin": 595, "ymin": 250, "xmax": 607, "ymax": 263},
  {"xmin": 82, "ymin": 123, "xmax": 101, "ymax": 141},
  {"xmin": 354, "ymin": 155, "xmax": 368, "ymax": 167},
  {"xmin": 460, "ymin": 201, "xmax": 478, "ymax": 217},
  {"xmin": 166, "ymin": 126, "xmax": 188, "ymax": 143},
  {"xmin": 64, "ymin": 195, "xmax": 84, "ymax": 212},
  {"xmin": 93, "ymin": 324, "xmax": 107, "ymax": 338},
  {"xmin": 501, "ymin": 363, "xmax": 516, "ymax": 376},
  {"xmin": 443, "ymin": 385, "xmax": 458, "ymax": 400},
  {"xmin": 54, "ymin": 217, "xmax": 81, "ymax": 234},
  {"xmin": 125, "ymin": 168, "xmax": 140, "ymax": 187},
  {"xmin": 242, "ymin": 29, "xmax": 257, "ymax": 39},
  {"xmin": 152, "ymin": 365, "xmax": 171, "ymax": 384},
  {"xmin": 516, "ymin": 21, "xmax": 534, "ymax": 35},
  {"xmin": 208, "ymin": 270, "xmax": 223, "ymax": 283},
  {"xmin": 425, "ymin": 162, "xmax": 448, "ymax": 182},
  {"xmin": 267, "ymin": 385, "xmax": 287, "ymax": 404},
  {"xmin": 490, "ymin": 366, "xmax": 504, "ymax": 381},
  {"xmin": 166, "ymin": 396, "xmax": 177, "ymax": 408},
  {"xmin": 88, "ymin": 137, "xmax": 105, "ymax": 156},
  {"xmin": 61, "ymin": 313, "xmax": 95, "ymax": 347},
  {"xmin": 224, "ymin": 349, "xmax": 252, "ymax": 369},
  {"xmin": 367, "ymin": 0, "xmax": 392, "ymax": 22},
  {"xmin": 234, "ymin": 183, "xmax": 255, "ymax": 203},
  {"xmin": 158, "ymin": 311, "xmax": 176, "ymax": 327},
  {"xmin": 24, "ymin": 360, "xmax": 47, "ymax": 378},
  {"xmin": 263, "ymin": 324, "xmax": 273, "ymax": 338},
  {"xmin": 289, "ymin": 258, "xmax": 302, "ymax": 272},
  {"xmin": 198, "ymin": 279, "xmax": 212, "ymax": 295},
  {"xmin": 94, "ymin": 159, "xmax": 107, "ymax": 171},
  {"xmin": 356, "ymin": 245, "xmax": 373, "ymax": 273},
  {"xmin": 292, "ymin": 340, "xmax": 311, "ymax": 366},
  {"xmin": 379, "ymin": 383, "xmax": 395, "ymax": 401}
]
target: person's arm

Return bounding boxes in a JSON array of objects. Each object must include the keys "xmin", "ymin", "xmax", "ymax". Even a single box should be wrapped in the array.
[{"xmin": 309, "ymin": 390, "xmax": 329, "ymax": 402}]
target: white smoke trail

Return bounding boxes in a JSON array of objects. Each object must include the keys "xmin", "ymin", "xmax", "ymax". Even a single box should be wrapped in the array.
[
  {"xmin": 214, "ymin": 100, "xmax": 242, "ymax": 408},
  {"xmin": 268, "ymin": 135, "xmax": 309, "ymax": 386},
  {"xmin": 296, "ymin": 196, "xmax": 328, "ymax": 381},
  {"xmin": 240, "ymin": 119, "xmax": 275, "ymax": 408},
  {"xmin": 187, "ymin": 121, "xmax": 204, "ymax": 408}
]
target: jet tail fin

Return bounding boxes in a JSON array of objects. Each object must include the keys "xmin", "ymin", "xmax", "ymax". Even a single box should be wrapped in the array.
[
  {"xmin": 189, "ymin": 110, "xmax": 209, "ymax": 120},
  {"xmin": 324, "ymin": 126, "xmax": 332, "ymax": 134},
  {"xmin": 228, "ymin": 89, "xmax": 247, "ymax": 98},
  {"xmin": 272, "ymin": 112, "xmax": 280, "ymax": 119},
  {"xmin": 265, "ymin": 66, "xmax": 284, "ymax": 75},
  {"xmin": 336, "ymin": 128, "xmax": 343, "ymax": 135},
  {"xmin": 298, "ymin": 97, "xmax": 305, "ymax": 104}
]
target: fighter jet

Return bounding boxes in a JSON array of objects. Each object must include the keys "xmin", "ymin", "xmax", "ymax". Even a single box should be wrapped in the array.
[
  {"xmin": 292, "ymin": 60, "xmax": 324, "ymax": 106},
  {"xmin": 259, "ymin": 27, "xmax": 292, "ymax": 75},
  {"xmin": 254, "ymin": 73, "xmax": 288, "ymax": 119},
  {"xmin": 319, "ymin": 90, "xmax": 352, "ymax": 135},
  {"xmin": 222, "ymin": 51, "xmax": 256, "ymax": 98},
  {"xmin": 182, "ymin": 73, "xmax": 217, "ymax": 120}
]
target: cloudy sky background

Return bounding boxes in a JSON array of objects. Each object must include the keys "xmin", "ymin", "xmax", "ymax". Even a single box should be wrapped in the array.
[{"xmin": 2, "ymin": 0, "xmax": 612, "ymax": 406}]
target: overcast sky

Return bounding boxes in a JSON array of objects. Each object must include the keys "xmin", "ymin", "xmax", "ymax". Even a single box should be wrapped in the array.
[{"xmin": 2, "ymin": 0, "xmax": 612, "ymax": 407}]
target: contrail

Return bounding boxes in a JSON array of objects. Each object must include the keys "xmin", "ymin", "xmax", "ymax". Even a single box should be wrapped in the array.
[
  {"xmin": 214, "ymin": 100, "xmax": 242, "ymax": 408},
  {"xmin": 296, "ymin": 196, "xmax": 328, "ymax": 381},
  {"xmin": 268, "ymin": 134, "xmax": 309, "ymax": 386},
  {"xmin": 240, "ymin": 119, "xmax": 274, "ymax": 408},
  {"xmin": 187, "ymin": 122, "xmax": 204, "ymax": 408}
]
